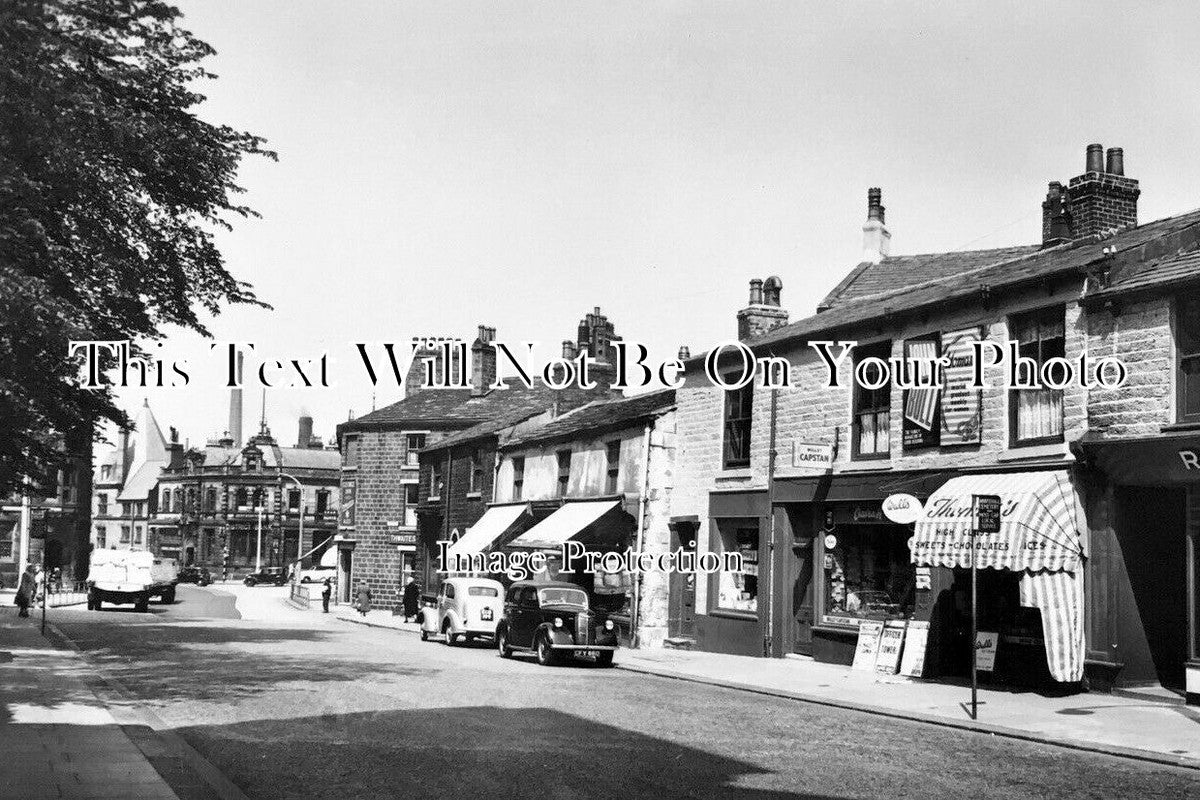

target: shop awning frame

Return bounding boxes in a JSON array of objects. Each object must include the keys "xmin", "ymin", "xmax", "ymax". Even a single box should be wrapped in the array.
[
  {"xmin": 445, "ymin": 503, "xmax": 532, "ymax": 560},
  {"xmin": 506, "ymin": 500, "xmax": 623, "ymax": 551}
]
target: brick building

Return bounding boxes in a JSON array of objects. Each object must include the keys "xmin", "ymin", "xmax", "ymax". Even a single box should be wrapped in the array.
[{"xmin": 671, "ymin": 144, "xmax": 1200, "ymax": 703}]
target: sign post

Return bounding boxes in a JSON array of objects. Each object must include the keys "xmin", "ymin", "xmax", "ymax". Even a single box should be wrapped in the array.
[{"xmin": 968, "ymin": 494, "xmax": 1001, "ymax": 720}]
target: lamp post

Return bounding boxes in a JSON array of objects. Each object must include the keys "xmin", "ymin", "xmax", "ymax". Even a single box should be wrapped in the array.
[
  {"xmin": 279, "ymin": 472, "xmax": 304, "ymax": 584},
  {"xmin": 255, "ymin": 506, "xmax": 264, "ymax": 572}
]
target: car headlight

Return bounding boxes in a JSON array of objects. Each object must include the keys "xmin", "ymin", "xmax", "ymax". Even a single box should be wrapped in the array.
[
  {"xmin": 553, "ymin": 617, "xmax": 563, "ymax": 628},
  {"xmin": 604, "ymin": 619, "xmax": 614, "ymax": 631}
]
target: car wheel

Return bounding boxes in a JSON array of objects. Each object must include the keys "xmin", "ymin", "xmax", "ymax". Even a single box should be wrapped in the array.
[
  {"xmin": 301, "ymin": 577, "xmax": 310, "ymax": 584},
  {"xmin": 497, "ymin": 628, "xmax": 512, "ymax": 659},
  {"xmin": 245, "ymin": 578, "xmax": 256, "ymax": 587},
  {"xmin": 420, "ymin": 629, "xmax": 429, "ymax": 642},
  {"xmin": 535, "ymin": 634, "xmax": 557, "ymax": 667},
  {"xmin": 443, "ymin": 621, "xmax": 456, "ymax": 646},
  {"xmin": 595, "ymin": 650, "xmax": 614, "ymax": 668},
  {"xmin": 135, "ymin": 598, "xmax": 149, "ymax": 613}
]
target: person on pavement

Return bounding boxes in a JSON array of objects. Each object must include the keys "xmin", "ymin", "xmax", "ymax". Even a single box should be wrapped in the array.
[
  {"xmin": 321, "ymin": 578, "xmax": 332, "ymax": 613},
  {"xmin": 14, "ymin": 565, "xmax": 36, "ymax": 618},
  {"xmin": 402, "ymin": 579, "xmax": 421, "ymax": 622},
  {"xmin": 356, "ymin": 581, "xmax": 371, "ymax": 617}
]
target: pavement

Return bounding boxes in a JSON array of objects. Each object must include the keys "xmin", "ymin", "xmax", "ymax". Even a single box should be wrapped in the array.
[{"xmin": 281, "ymin": 589, "xmax": 1200, "ymax": 771}]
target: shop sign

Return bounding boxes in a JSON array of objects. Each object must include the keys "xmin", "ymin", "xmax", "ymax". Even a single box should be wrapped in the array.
[
  {"xmin": 791, "ymin": 442, "xmax": 834, "ymax": 473},
  {"xmin": 851, "ymin": 506, "xmax": 884, "ymax": 523},
  {"xmin": 1180, "ymin": 449, "xmax": 1200, "ymax": 471},
  {"xmin": 975, "ymin": 631, "xmax": 999, "ymax": 672},
  {"xmin": 882, "ymin": 493, "xmax": 923, "ymax": 525},
  {"xmin": 874, "ymin": 621, "xmax": 907, "ymax": 675},
  {"xmin": 900, "ymin": 621, "xmax": 930, "ymax": 677},
  {"xmin": 823, "ymin": 534, "xmax": 838, "ymax": 550},
  {"xmin": 914, "ymin": 566, "xmax": 931, "ymax": 590},
  {"xmin": 388, "ymin": 532, "xmax": 417, "ymax": 546},
  {"xmin": 851, "ymin": 620, "xmax": 884, "ymax": 671}
]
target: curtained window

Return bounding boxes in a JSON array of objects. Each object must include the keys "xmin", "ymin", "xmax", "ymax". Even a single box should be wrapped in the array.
[
  {"xmin": 1178, "ymin": 295, "xmax": 1200, "ymax": 424},
  {"xmin": 853, "ymin": 341, "xmax": 892, "ymax": 458},
  {"xmin": 1010, "ymin": 306, "xmax": 1065, "ymax": 445}
]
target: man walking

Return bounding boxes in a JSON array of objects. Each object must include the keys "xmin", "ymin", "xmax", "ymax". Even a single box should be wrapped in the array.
[
  {"xmin": 356, "ymin": 581, "xmax": 371, "ymax": 618},
  {"xmin": 14, "ymin": 565, "xmax": 35, "ymax": 618},
  {"xmin": 321, "ymin": 578, "xmax": 332, "ymax": 613}
]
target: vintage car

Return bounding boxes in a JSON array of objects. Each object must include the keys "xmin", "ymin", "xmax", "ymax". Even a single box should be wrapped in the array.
[
  {"xmin": 177, "ymin": 566, "xmax": 212, "ymax": 586},
  {"xmin": 243, "ymin": 567, "xmax": 288, "ymax": 587},
  {"xmin": 494, "ymin": 580, "xmax": 618, "ymax": 666},
  {"xmin": 435, "ymin": 576, "xmax": 505, "ymax": 645}
]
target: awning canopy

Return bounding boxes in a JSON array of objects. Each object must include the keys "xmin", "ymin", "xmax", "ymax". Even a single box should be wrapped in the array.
[
  {"xmin": 1073, "ymin": 432, "xmax": 1200, "ymax": 486},
  {"xmin": 910, "ymin": 471, "xmax": 1084, "ymax": 572},
  {"xmin": 507, "ymin": 500, "xmax": 621, "ymax": 550},
  {"xmin": 446, "ymin": 503, "xmax": 531, "ymax": 560}
]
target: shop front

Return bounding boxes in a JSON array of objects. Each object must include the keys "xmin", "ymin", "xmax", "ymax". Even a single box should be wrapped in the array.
[
  {"xmin": 1074, "ymin": 433, "xmax": 1200, "ymax": 704},
  {"xmin": 695, "ymin": 489, "xmax": 769, "ymax": 657}
]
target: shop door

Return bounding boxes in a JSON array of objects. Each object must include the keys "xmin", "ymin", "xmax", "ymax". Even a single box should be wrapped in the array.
[
  {"xmin": 668, "ymin": 523, "xmax": 697, "ymax": 639},
  {"xmin": 1116, "ymin": 487, "xmax": 1187, "ymax": 689},
  {"xmin": 338, "ymin": 548, "xmax": 353, "ymax": 604},
  {"xmin": 790, "ymin": 536, "xmax": 815, "ymax": 655}
]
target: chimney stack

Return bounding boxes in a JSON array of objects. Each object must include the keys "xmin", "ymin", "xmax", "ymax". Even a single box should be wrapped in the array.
[
  {"xmin": 297, "ymin": 415, "xmax": 313, "ymax": 448},
  {"xmin": 737, "ymin": 276, "xmax": 789, "ymax": 340},
  {"xmin": 678, "ymin": 345, "xmax": 691, "ymax": 361},
  {"xmin": 228, "ymin": 351, "xmax": 244, "ymax": 447},
  {"xmin": 562, "ymin": 340, "xmax": 577, "ymax": 359},
  {"xmin": 470, "ymin": 325, "xmax": 498, "ymax": 396},
  {"xmin": 861, "ymin": 187, "xmax": 891, "ymax": 264},
  {"xmin": 1042, "ymin": 143, "xmax": 1140, "ymax": 244}
]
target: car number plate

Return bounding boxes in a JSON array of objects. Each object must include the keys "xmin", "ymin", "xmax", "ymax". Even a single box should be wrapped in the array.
[
  {"xmin": 481, "ymin": 607, "xmax": 493, "ymax": 621},
  {"xmin": 579, "ymin": 649, "xmax": 597, "ymax": 658}
]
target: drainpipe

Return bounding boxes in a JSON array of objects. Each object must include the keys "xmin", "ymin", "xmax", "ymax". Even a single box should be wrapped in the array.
[
  {"xmin": 631, "ymin": 423, "xmax": 652, "ymax": 648},
  {"xmin": 764, "ymin": 385, "xmax": 779, "ymax": 658}
]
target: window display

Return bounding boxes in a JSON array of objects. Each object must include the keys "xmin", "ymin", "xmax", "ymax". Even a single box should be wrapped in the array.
[
  {"xmin": 822, "ymin": 524, "xmax": 915, "ymax": 626},
  {"xmin": 715, "ymin": 525, "xmax": 758, "ymax": 613}
]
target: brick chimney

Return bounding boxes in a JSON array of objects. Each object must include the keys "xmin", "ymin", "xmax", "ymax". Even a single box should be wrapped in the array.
[
  {"xmin": 737, "ymin": 276, "xmax": 789, "ymax": 340},
  {"xmin": 1042, "ymin": 144, "xmax": 1139, "ymax": 245},
  {"xmin": 297, "ymin": 414, "xmax": 313, "ymax": 448},
  {"xmin": 861, "ymin": 188, "xmax": 891, "ymax": 264},
  {"xmin": 577, "ymin": 307, "xmax": 619, "ymax": 364},
  {"xmin": 471, "ymin": 325, "xmax": 497, "ymax": 396}
]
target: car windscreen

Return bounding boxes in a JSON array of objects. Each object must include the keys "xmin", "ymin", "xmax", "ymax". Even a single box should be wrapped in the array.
[
  {"xmin": 467, "ymin": 586, "xmax": 498, "ymax": 597},
  {"xmin": 538, "ymin": 587, "xmax": 588, "ymax": 608}
]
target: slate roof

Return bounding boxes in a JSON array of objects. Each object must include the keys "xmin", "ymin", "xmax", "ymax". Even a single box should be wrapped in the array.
[
  {"xmin": 1086, "ymin": 247, "xmax": 1200, "ymax": 302},
  {"xmin": 340, "ymin": 389, "xmax": 480, "ymax": 431},
  {"xmin": 194, "ymin": 444, "xmax": 339, "ymax": 471},
  {"xmin": 818, "ymin": 245, "xmax": 1040, "ymax": 310},
  {"xmin": 735, "ymin": 207, "xmax": 1200, "ymax": 354},
  {"xmin": 502, "ymin": 389, "xmax": 676, "ymax": 450},
  {"xmin": 116, "ymin": 461, "xmax": 163, "ymax": 501}
]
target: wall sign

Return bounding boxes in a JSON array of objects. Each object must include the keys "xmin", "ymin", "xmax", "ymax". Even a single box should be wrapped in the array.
[
  {"xmin": 940, "ymin": 327, "xmax": 984, "ymax": 445},
  {"xmin": 852, "ymin": 620, "xmax": 884, "ymax": 671},
  {"xmin": 791, "ymin": 442, "xmax": 834, "ymax": 473},
  {"xmin": 882, "ymin": 493, "xmax": 923, "ymax": 525},
  {"xmin": 902, "ymin": 335, "xmax": 941, "ymax": 450}
]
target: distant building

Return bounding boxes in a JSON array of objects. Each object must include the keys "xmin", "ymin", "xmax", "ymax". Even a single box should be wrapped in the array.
[{"xmin": 92, "ymin": 401, "xmax": 169, "ymax": 554}]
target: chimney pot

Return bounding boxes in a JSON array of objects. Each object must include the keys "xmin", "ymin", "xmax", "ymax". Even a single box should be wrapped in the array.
[
  {"xmin": 867, "ymin": 187, "xmax": 885, "ymax": 223},
  {"xmin": 1086, "ymin": 143, "xmax": 1104, "ymax": 173},
  {"xmin": 748, "ymin": 278, "xmax": 764, "ymax": 305},
  {"xmin": 1106, "ymin": 147, "xmax": 1124, "ymax": 176},
  {"xmin": 678, "ymin": 345, "xmax": 691, "ymax": 361},
  {"xmin": 562, "ymin": 340, "xmax": 576, "ymax": 359}
]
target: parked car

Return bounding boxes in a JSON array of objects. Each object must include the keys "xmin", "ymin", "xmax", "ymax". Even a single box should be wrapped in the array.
[
  {"xmin": 243, "ymin": 567, "xmax": 288, "ymax": 587},
  {"xmin": 299, "ymin": 564, "xmax": 336, "ymax": 584},
  {"xmin": 434, "ymin": 577, "xmax": 505, "ymax": 645},
  {"xmin": 177, "ymin": 566, "xmax": 212, "ymax": 586},
  {"xmin": 494, "ymin": 580, "xmax": 618, "ymax": 666}
]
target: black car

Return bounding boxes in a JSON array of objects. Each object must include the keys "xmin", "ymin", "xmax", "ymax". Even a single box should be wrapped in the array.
[
  {"xmin": 177, "ymin": 566, "xmax": 212, "ymax": 586},
  {"xmin": 495, "ymin": 580, "xmax": 618, "ymax": 667},
  {"xmin": 243, "ymin": 567, "xmax": 287, "ymax": 587}
]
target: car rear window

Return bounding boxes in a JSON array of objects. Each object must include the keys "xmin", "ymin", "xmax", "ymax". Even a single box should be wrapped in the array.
[
  {"xmin": 468, "ymin": 586, "xmax": 498, "ymax": 597},
  {"xmin": 539, "ymin": 588, "xmax": 588, "ymax": 608}
]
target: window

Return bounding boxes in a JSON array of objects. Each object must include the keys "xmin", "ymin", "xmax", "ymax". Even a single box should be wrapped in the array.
[
  {"xmin": 901, "ymin": 335, "xmax": 941, "ymax": 450},
  {"xmin": 853, "ymin": 340, "xmax": 892, "ymax": 458},
  {"xmin": 556, "ymin": 450, "xmax": 572, "ymax": 497},
  {"xmin": 251, "ymin": 488, "xmax": 265, "ymax": 508},
  {"xmin": 235, "ymin": 487, "xmax": 248, "ymax": 508},
  {"xmin": 100, "ymin": 465, "xmax": 112, "ymax": 481},
  {"xmin": 512, "ymin": 457, "xmax": 525, "ymax": 500},
  {"xmin": 97, "ymin": 493, "xmax": 108, "ymax": 515},
  {"xmin": 722, "ymin": 382, "xmax": 753, "ymax": 468},
  {"xmin": 406, "ymin": 434, "xmax": 426, "ymax": 467},
  {"xmin": 468, "ymin": 586, "xmax": 499, "ymax": 597},
  {"xmin": 430, "ymin": 459, "xmax": 444, "ymax": 499},
  {"xmin": 403, "ymin": 483, "xmax": 419, "ymax": 527},
  {"xmin": 186, "ymin": 488, "xmax": 196, "ymax": 513},
  {"xmin": 468, "ymin": 450, "xmax": 483, "ymax": 495},
  {"xmin": 1178, "ymin": 294, "xmax": 1200, "ymax": 424},
  {"xmin": 1010, "ymin": 306, "xmax": 1065, "ymax": 445},
  {"xmin": 343, "ymin": 435, "xmax": 360, "ymax": 468},
  {"xmin": 821, "ymin": 524, "xmax": 916, "ymax": 626},
  {"xmin": 605, "ymin": 441, "xmax": 621, "ymax": 494},
  {"xmin": 119, "ymin": 525, "xmax": 131, "ymax": 543},
  {"xmin": 713, "ymin": 523, "xmax": 758, "ymax": 614},
  {"xmin": 316, "ymin": 490, "xmax": 329, "ymax": 515},
  {"xmin": 288, "ymin": 489, "xmax": 301, "ymax": 511},
  {"xmin": 94, "ymin": 527, "xmax": 106, "ymax": 550},
  {"xmin": 206, "ymin": 488, "xmax": 217, "ymax": 511},
  {"xmin": 444, "ymin": 582, "xmax": 456, "ymax": 600}
]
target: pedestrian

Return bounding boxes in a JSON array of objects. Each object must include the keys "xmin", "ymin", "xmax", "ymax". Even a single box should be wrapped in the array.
[
  {"xmin": 14, "ymin": 565, "xmax": 35, "ymax": 618},
  {"xmin": 356, "ymin": 581, "xmax": 371, "ymax": 617},
  {"xmin": 402, "ymin": 579, "xmax": 421, "ymax": 623},
  {"xmin": 321, "ymin": 577, "xmax": 332, "ymax": 613}
]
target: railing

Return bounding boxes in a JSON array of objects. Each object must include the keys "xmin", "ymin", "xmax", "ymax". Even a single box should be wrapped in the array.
[{"xmin": 290, "ymin": 582, "xmax": 312, "ymax": 607}]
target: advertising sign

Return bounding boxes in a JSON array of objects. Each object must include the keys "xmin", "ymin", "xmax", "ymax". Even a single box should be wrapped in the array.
[
  {"xmin": 973, "ymin": 494, "xmax": 1002, "ymax": 534},
  {"xmin": 874, "ymin": 621, "xmax": 907, "ymax": 675},
  {"xmin": 975, "ymin": 631, "xmax": 999, "ymax": 672},
  {"xmin": 940, "ymin": 327, "xmax": 984, "ymax": 445},
  {"xmin": 902, "ymin": 336, "xmax": 941, "ymax": 449},
  {"xmin": 882, "ymin": 493, "xmax": 923, "ymax": 525},
  {"xmin": 791, "ymin": 442, "xmax": 834, "ymax": 473},
  {"xmin": 852, "ymin": 620, "xmax": 884, "ymax": 671},
  {"xmin": 899, "ymin": 621, "xmax": 930, "ymax": 677}
]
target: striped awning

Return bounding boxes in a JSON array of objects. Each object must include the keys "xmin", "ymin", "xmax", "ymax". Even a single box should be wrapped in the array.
[
  {"xmin": 507, "ymin": 500, "xmax": 620, "ymax": 550},
  {"xmin": 1019, "ymin": 570, "xmax": 1085, "ymax": 682},
  {"xmin": 446, "ymin": 503, "xmax": 531, "ymax": 561},
  {"xmin": 909, "ymin": 471, "xmax": 1084, "ymax": 572}
]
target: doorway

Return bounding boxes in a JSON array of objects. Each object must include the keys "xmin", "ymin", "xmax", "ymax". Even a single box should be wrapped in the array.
[
  {"xmin": 668, "ymin": 521, "xmax": 697, "ymax": 640},
  {"xmin": 337, "ymin": 546, "xmax": 353, "ymax": 604}
]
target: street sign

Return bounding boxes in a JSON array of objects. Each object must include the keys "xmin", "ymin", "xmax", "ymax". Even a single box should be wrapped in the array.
[{"xmin": 973, "ymin": 494, "xmax": 1001, "ymax": 533}]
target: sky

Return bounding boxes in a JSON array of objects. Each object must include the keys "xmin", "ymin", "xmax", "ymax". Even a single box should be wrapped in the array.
[{"xmin": 107, "ymin": 0, "xmax": 1200, "ymax": 451}]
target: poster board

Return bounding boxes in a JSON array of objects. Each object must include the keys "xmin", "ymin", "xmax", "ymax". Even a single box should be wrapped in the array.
[
  {"xmin": 940, "ymin": 327, "xmax": 984, "ymax": 445},
  {"xmin": 852, "ymin": 620, "xmax": 884, "ymax": 671},
  {"xmin": 874, "ymin": 620, "xmax": 907, "ymax": 675},
  {"xmin": 976, "ymin": 631, "xmax": 999, "ymax": 672},
  {"xmin": 899, "ymin": 621, "xmax": 930, "ymax": 677}
]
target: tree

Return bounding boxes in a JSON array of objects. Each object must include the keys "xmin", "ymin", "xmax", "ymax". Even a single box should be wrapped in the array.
[{"xmin": 0, "ymin": 0, "xmax": 273, "ymax": 495}]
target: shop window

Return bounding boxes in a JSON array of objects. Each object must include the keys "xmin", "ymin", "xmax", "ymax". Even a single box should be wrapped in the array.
[
  {"xmin": 722, "ymin": 382, "xmax": 753, "ymax": 469},
  {"xmin": 343, "ymin": 435, "xmax": 359, "ymax": 468},
  {"xmin": 853, "ymin": 340, "xmax": 892, "ymax": 458},
  {"xmin": 712, "ymin": 523, "xmax": 759, "ymax": 614},
  {"xmin": 821, "ymin": 524, "xmax": 916, "ymax": 626},
  {"xmin": 405, "ymin": 433, "xmax": 426, "ymax": 467},
  {"xmin": 468, "ymin": 450, "xmax": 483, "ymax": 495},
  {"xmin": 512, "ymin": 456, "xmax": 525, "ymax": 500},
  {"xmin": 901, "ymin": 335, "xmax": 941, "ymax": 450},
  {"xmin": 1177, "ymin": 294, "xmax": 1200, "ymax": 424},
  {"xmin": 556, "ymin": 450, "xmax": 572, "ymax": 497},
  {"xmin": 1009, "ymin": 305, "xmax": 1065, "ymax": 445},
  {"xmin": 605, "ymin": 441, "xmax": 621, "ymax": 494}
]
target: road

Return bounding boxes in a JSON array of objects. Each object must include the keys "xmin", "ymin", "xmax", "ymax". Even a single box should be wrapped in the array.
[{"xmin": 47, "ymin": 585, "xmax": 1200, "ymax": 800}]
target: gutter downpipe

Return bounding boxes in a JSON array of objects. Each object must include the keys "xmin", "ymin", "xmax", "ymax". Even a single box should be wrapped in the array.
[
  {"xmin": 765, "ymin": 383, "xmax": 779, "ymax": 658},
  {"xmin": 631, "ymin": 423, "xmax": 652, "ymax": 648}
]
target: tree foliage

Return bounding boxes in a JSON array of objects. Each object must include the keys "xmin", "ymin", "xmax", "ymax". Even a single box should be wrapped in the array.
[{"xmin": 0, "ymin": 0, "xmax": 273, "ymax": 495}]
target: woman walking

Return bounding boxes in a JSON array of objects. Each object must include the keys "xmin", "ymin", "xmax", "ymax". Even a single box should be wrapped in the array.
[
  {"xmin": 14, "ymin": 565, "xmax": 36, "ymax": 618},
  {"xmin": 356, "ymin": 581, "xmax": 372, "ymax": 618}
]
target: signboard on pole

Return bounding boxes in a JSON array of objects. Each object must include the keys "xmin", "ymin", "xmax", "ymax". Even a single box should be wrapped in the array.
[
  {"xmin": 973, "ymin": 494, "xmax": 1002, "ymax": 534},
  {"xmin": 851, "ymin": 620, "xmax": 884, "ymax": 671}
]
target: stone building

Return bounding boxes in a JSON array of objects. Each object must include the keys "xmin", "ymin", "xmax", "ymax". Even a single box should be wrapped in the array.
[
  {"xmin": 671, "ymin": 143, "xmax": 1200, "ymax": 703},
  {"xmin": 92, "ymin": 401, "xmax": 169, "ymax": 555}
]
